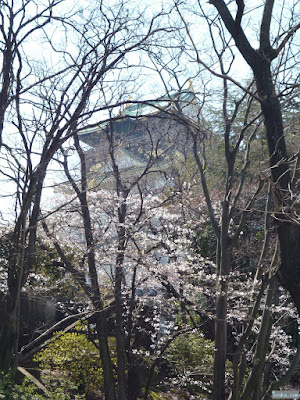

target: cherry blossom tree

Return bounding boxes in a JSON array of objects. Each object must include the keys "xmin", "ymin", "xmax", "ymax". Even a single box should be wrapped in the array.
[
  {"xmin": 38, "ymin": 121, "xmax": 299, "ymax": 400},
  {"xmin": 149, "ymin": 2, "xmax": 300, "ymax": 398},
  {"xmin": 0, "ymin": 1, "xmax": 166, "ymax": 389}
]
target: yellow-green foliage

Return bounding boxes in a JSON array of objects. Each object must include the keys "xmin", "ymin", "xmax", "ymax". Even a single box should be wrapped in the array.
[
  {"xmin": 164, "ymin": 332, "xmax": 214, "ymax": 395},
  {"xmin": 148, "ymin": 391, "xmax": 165, "ymax": 400},
  {"xmin": 0, "ymin": 371, "xmax": 84, "ymax": 400},
  {"xmin": 165, "ymin": 332, "xmax": 214, "ymax": 372},
  {"xmin": 34, "ymin": 325, "xmax": 115, "ymax": 397},
  {"xmin": 164, "ymin": 332, "xmax": 232, "ymax": 395}
]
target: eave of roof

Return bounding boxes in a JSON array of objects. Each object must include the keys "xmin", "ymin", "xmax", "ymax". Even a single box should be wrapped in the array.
[{"xmin": 78, "ymin": 89, "xmax": 195, "ymax": 139}]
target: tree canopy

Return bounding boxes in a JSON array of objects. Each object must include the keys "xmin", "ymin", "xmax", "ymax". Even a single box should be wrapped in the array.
[{"xmin": 0, "ymin": 1, "xmax": 299, "ymax": 400}]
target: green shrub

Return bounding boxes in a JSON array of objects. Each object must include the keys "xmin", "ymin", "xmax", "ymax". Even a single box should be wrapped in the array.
[
  {"xmin": 0, "ymin": 370, "xmax": 85, "ymax": 400},
  {"xmin": 164, "ymin": 332, "xmax": 214, "ymax": 395},
  {"xmin": 194, "ymin": 224, "xmax": 217, "ymax": 259},
  {"xmin": 33, "ymin": 324, "xmax": 116, "ymax": 399},
  {"xmin": 0, "ymin": 371, "xmax": 16, "ymax": 399},
  {"xmin": 17, "ymin": 377, "xmax": 84, "ymax": 400}
]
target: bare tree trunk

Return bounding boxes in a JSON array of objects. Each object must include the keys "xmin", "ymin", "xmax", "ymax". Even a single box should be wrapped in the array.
[
  {"xmin": 213, "ymin": 282, "xmax": 228, "ymax": 400},
  {"xmin": 240, "ymin": 276, "xmax": 276, "ymax": 400},
  {"xmin": 213, "ymin": 225, "xmax": 231, "ymax": 400},
  {"xmin": 0, "ymin": 289, "xmax": 21, "ymax": 373},
  {"xmin": 209, "ymin": 0, "xmax": 300, "ymax": 316},
  {"xmin": 95, "ymin": 311, "xmax": 117, "ymax": 400},
  {"xmin": 0, "ymin": 208, "xmax": 33, "ymax": 372},
  {"xmin": 65, "ymin": 135, "xmax": 117, "ymax": 400},
  {"xmin": 115, "ymin": 264, "xmax": 127, "ymax": 400},
  {"xmin": 114, "ymin": 201, "xmax": 128, "ymax": 400},
  {"xmin": 254, "ymin": 66, "xmax": 300, "ymax": 314}
]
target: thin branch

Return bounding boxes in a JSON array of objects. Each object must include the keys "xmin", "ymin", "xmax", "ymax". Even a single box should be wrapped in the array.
[{"xmin": 175, "ymin": 2, "xmax": 260, "ymax": 101}]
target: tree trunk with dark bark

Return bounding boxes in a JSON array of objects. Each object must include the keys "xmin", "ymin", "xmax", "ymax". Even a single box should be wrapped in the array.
[
  {"xmin": 0, "ymin": 292, "xmax": 20, "ymax": 373},
  {"xmin": 72, "ymin": 135, "xmax": 117, "ymax": 400},
  {"xmin": 114, "ymin": 202, "xmax": 128, "ymax": 400},
  {"xmin": 0, "ymin": 219, "xmax": 28, "ymax": 373},
  {"xmin": 210, "ymin": 0, "xmax": 300, "ymax": 315},
  {"xmin": 95, "ymin": 311, "xmax": 117, "ymax": 400},
  {"xmin": 254, "ymin": 64, "xmax": 300, "ymax": 315},
  {"xmin": 204, "ymin": 3, "xmax": 300, "ymax": 399}
]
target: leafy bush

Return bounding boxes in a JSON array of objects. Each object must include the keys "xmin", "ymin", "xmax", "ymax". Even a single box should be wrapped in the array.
[
  {"xmin": 33, "ymin": 324, "xmax": 115, "ymax": 399},
  {"xmin": 193, "ymin": 224, "xmax": 217, "ymax": 259},
  {"xmin": 0, "ymin": 370, "xmax": 85, "ymax": 400},
  {"xmin": 0, "ymin": 371, "xmax": 17, "ymax": 399},
  {"xmin": 164, "ymin": 332, "xmax": 214, "ymax": 395},
  {"xmin": 0, "ymin": 372, "xmax": 81, "ymax": 400}
]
